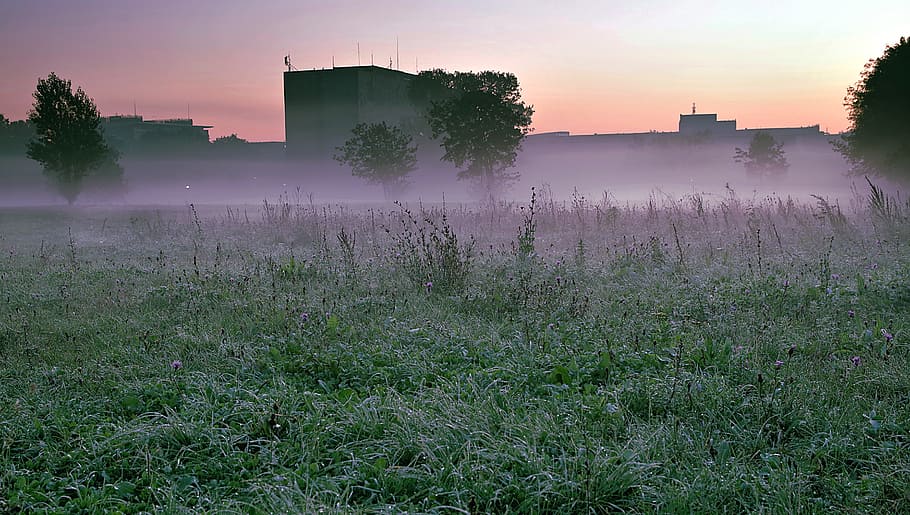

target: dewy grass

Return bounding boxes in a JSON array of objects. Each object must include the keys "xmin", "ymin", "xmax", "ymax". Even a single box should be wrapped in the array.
[{"xmin": 0, "ymin": 191, "xmax": 909, "ymax": 512}]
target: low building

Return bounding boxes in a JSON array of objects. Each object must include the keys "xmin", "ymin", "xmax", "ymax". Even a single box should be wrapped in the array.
[
  {"xmin": 528, "ymin": 111, "xmax": 826, "ymax": 147},
  {"xmin": 102, "ymin": 115, "xmax": 212, "ymax": 154}
]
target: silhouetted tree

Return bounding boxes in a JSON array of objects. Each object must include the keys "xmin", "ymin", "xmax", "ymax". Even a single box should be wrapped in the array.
[
  {"xmin": 213, "ymin": 133, "xmax": 248, "ymax": 146},
  {"xmin": 835, "ymin": 36, "xmax": 910, "ymax": 181},
  {"xmin": 734, "ymin": 132, "xmax": 789, "ymax": 177},
  {"xmin": 27, "ymin": 73, "xmax": 117, "ymax": 204},
  {"xmin": 334, "ymin": 122, "xmax": 417, "ymax": 199},
  {"xmin": 412, "ymin": 70, "xmax": 534, "ymax": 199}
]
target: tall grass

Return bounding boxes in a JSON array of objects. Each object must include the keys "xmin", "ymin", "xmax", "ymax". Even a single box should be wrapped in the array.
[{"xmin": 1, "ymin": 184, "xmax": 908, "ymax": 512}]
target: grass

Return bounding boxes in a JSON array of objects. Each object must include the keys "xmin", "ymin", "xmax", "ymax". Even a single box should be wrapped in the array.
[{"xmin": 1, "ymin": 188, "xmax": 909, "ymax": 513}]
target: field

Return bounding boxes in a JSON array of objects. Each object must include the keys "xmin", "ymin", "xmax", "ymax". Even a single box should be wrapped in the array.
[{"xmin": 1, "ymin": 187, "xmax": 909, "ymax": 513}]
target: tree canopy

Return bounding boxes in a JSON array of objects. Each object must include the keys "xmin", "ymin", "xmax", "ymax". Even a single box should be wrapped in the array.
[
  {"xmin": 334, "ymin": 122, "xmax": 417, "ymax": 200},
  {"xmin": 836, "ymin": 36, "xmax": 910, "ymax": 181},
  {"xmin": 734, "ymin": 132, "xmax": 789, "ymax": 177},
  {"xmin": 411, "ymin": 70, "xmax": 533, "ymax": 198},
  {"xmin": 213, "ymin": 133, "xmax": 248, "ymax": 146},
  {"xmin": 27, "ymin": 73, "xmax": 117, "ymax": 204}
]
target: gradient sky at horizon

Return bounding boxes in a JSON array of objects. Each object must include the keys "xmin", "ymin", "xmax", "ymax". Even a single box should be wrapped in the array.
[{"xmin": 1, "ymin": 1, "xmax": 907, "ymax": 141}]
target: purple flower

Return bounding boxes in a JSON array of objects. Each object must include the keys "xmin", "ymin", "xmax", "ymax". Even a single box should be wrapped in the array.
[
  {"xmin": 850, "ymin": 356, "xmax": 862, "ymax": 367},
  {"xmin": 424, "ymin": 281, "xmax": 433, "ymax": 292},
  {"xmin": 831, "ymin": 273, "xmax": 840, "ymax": 280},
  {"xmin": 848, "ymin": 309, "xmax": 855, "ymax": 318},
  {"xmin": 170, "ymin": 360, "xmax": 183, "ymax": 370},
  {"xmin": 881, "ymin": 329, "xmax": 893, "ymax": 343},
  {"xmin": 783, "ymin": 279, "xmax": 790, "ymax": 288},
  {"xmin": 774, "ymin": 360, "xmax": 784, "ymax": 369},
  {"xmin": 300, "ymin": 312, "xmax": 309, "ymax": 322}
]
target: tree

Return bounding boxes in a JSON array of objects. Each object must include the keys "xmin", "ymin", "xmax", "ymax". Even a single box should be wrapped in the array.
[
  {"xmin": 334, "ymin": 122, "xmax": 417, "ymax": 199},
  {"xmin": 835, "ymin": 36, "xmax": 910, "ymax": 181},
  {"xmin": 734, "ymin": 132, "xmax": 789, "ymax": 177},
  {"xmin": 213, "ymin": 133, "xmax": 248, "ymax": 146},
  {"xmin": 26, "ymin": 73, "xmax": 117, "ymax": 204},
  {"xmin": 412, "ymin": 70, "xmax": 534, "ymax": 199}
]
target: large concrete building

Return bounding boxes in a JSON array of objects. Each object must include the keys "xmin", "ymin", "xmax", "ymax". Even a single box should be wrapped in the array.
[{"xmin": 284, "ymin": 65, "xmax": 421, "ymax": 159}]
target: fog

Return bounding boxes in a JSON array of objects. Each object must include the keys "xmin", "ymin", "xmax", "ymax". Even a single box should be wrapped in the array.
[{"xmin": 0, "ymin": 139, "xmax": 875, "ymax": 208}]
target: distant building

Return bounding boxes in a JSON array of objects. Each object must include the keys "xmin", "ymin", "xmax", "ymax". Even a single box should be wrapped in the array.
[
  {"xmin": 528, "ymin": 111, "xmax": 826, "ymax": 147},
  {"xmin": 102, "ymin": 115, "xmax": 212, "ymax": 154},
  {"xmin": 284, "ymin": 65, "xmax": 422, "ymax": 159},
  {"xmin": 677, "ymin": 112, "xmax": 822, "ymax": 143},
  {"xmin": 679, "ymin": 113, "xmax": 737, "ymax": 137}
]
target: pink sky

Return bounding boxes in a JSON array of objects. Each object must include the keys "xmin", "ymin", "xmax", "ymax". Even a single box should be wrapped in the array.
[{"xmin": 1, "ymin": 1, "xmax": 907, "ymax": 141}]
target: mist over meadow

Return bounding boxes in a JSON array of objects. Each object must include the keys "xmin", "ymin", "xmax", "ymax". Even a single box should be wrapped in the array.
[{"xmin": 0, "ymin": 137, "xmax": 860, "ymax": 207}]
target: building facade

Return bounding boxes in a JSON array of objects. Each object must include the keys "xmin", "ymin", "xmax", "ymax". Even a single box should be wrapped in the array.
[{"xmin": 284, "ymin": 65, "xmax": 421, "ymax": 159}]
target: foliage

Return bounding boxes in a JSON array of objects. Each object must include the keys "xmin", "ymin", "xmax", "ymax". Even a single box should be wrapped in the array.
[
  {"xmin": 0, "ymin": 115, "xmax": 35, "ymax": 156},
  {"xmin": 212, "ymin": 133, "xmax": 248, "ymax": 146},
  {"xmin": 412, "ymin": 70, "xmax": 534, "ymax": 199},
  {"xmin": 334, "ymin": 122, "xmax": 417, "ymax": 200},
  {"xmin": 26, "ymin": 73, "xmax": 117, "ymax": 204},
  {"xmin": 836, "ymin": 36, "xmax": 910, "ymax": 181},
  {"xmin": 734, "ymin": 131, "xmax": 789, "ymax": 177},
  {"xmin": 388, "ymin": 202, "xmax": 475, "ymax": 292}
]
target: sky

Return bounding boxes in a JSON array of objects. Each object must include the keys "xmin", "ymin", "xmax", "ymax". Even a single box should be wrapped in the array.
[{"xmin": 1, "ymin": 0, "xmax": 907, "ymax": 141}]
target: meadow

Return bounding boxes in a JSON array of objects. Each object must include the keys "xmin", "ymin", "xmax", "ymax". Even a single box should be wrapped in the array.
[{"xmin": 1, "ymin": 185, "xmax": 908, "ymax": 513}]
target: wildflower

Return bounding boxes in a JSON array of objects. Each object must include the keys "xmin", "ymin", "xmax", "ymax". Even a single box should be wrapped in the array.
[
  {"xmin": 831, "ymin": 273, "xmax": 840, "ymax": 280},
  {"xmin": 881, "ymin": 329, "xmax": 893, "ymax": 343},
  {"xmin": 774, "ymin": 360, "xmax": 784, "ymax": 369},
  {"xmin": 783, "ymin": 279, "xmax": 790, "ymax": 288},
  {"xmin": 848, "ymin": 309, "xmax": 855, "ymax": 318},
  {"xmin": 170, "ymin": 360, "xmax": 183, "ymax": 370},
  {"xmin": 300, "ymin": 312, "xmax": 309, "ymax": 322},
  {"xmin": 424, "ymin": 281, "xmax": 433, "ymax": 292},
  {"xmin": 850, "ymin": 356, "xmax": 862, "ymax": 367}
]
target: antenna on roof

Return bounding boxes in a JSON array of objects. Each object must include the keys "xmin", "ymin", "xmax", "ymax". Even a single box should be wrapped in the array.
[
  {"xmin": 332, "ymin": 55, "xmax": 335, "ymax": 68},
  {"xmin": 357, "ymin": 42, "xmax": 361, "ymax": 66},
  {"xmin": 396, "ymin": 37, "xmax": 400, "ymax": 70},
  {"xmin": 284, "ymin": 54, "xmax": 296, "ymax": 71},
  {"xmin": 692, "ymin": 102, "xmax": 696, "ymax": 114}
]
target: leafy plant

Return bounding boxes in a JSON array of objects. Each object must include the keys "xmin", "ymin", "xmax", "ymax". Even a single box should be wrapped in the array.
[{"xmin": 389, "ymin": 202, "xmax": 475, "ymax": 292}]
